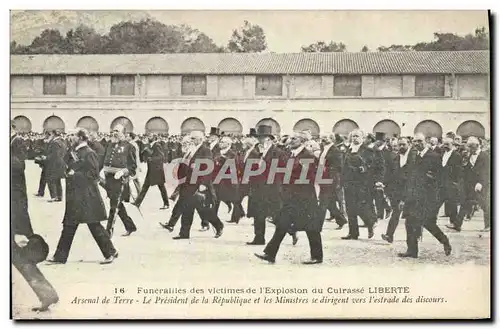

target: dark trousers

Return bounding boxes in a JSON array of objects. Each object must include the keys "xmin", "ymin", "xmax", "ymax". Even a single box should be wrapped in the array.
[
  {"xmin": 105, "ymin": 177, "xmax": 137, "ymax": 233},
  {"xmin": 231, "ymin": 202, "xmax": 245, "ymax": 222},
  {"xmin": 37, "ymin": 169, "xmax": 47, "ymax": 196},
  {"xmin": 48, "ymin": 178, "xmax": 62, "ymax": 199},
  {"xmin": 374, "ymin": 188, "xmax": 391, "ymax": 219},
  {"xmin": 12, "ymin": 243, "xmax": 58, "ymax": 306},
  {"xmin": 253, "ymin": 215, "xmax": 266, "ymax": 243},
  {"xmin": 167, "ymin": 198, "xmax": 185, "ymax": 227},
  {"xmin": 264, "ymin": 226, "xmax": 323, "ymax": 261},
  {"xmin": 344, "ymin": 184, "xmax": 376, "ymax": 237},
  {"xmin": 53, "ymin": 223, "xmax": 116, "ymax": 262},
  {"xmin": 385, "ymin": 196, "xmax": 402, "ymax": 238},
  {"xmin": 405, "ymin": 214, "xmax": 450, "ymax": 256},
  {"xmin": 444, "ymin": 201, "xmax": 452, "ymax": 217},
  {"xmin": 134, "ymin": 182, "xmax": 169, "ymax": 207},
  {"xmin": 179, "ymin": 197, "xmax": 223, "ymax": 238},
  {"xmin": 456, "ymin": 191, "xmax": 490, "ymax": 229},
  {"xmin": 319, "ymin": 191, "xmax": 347, "ymax": 226}
]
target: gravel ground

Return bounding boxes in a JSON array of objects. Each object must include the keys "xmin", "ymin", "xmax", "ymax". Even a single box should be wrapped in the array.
[{"xmin": 11, "ymin": 161, "xmax": 490, "ymax": 319}]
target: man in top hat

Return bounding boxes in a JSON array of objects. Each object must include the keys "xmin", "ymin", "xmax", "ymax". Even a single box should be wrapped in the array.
[
  {"xmin": 11, "ymin": 120, "xmax": 59, "ymax": 312},
  {"xmin": 44, "ymin": 129, "xmax": 67, "ymax": 202},
  {"xmin": 207, "ymin": 127, "xmax": 221, "ymax": 155},
  {"xmin": 246, "ymin": 125, "xmax": 285, "ymax": 245},
  {"xmin": 100, "ymin": 124, "xmax": 138, "ymax": 236}
]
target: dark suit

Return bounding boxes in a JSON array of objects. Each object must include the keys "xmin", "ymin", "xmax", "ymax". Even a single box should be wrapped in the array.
[
  {"xmin": 342, "ymin": 144, "xmax": 381, "ymax": 238},
  {"xmin": 384, "ymin": 149, "xmax": 416, "ymax": 239},
  {"xmin": 247, "ymin": 145, "xmax": 285, "ymax": 243},
  {"xmin": 134, "ymin": 141, "xmax": 169, "ymax": 207},
  {"xmin": 46, "ymin": 137, "xmax": 67, "ymax": 200},
  {"xmin": 176, "ymin": 144, "xmax": 224, "ymax": 238},
  {"xmin": 53, "ymin": 145, "xmax": 116, "ymax": 262},
  {"xmin": 455, "ymin": 151, "xmax": 490, "ymax": 229},
  {"xmin": 89, "ymin": 140, "xmax": 106, "ymax": 171},
  {"xmin": 317, "ymin": 144, "xmax": 346, "ymax": 227},
  {"xmin": 35, "ymin": 141, "xmax": 48, "ymax": 196},
  {"xmin": 375, "ymin": 147, "xmax": 393, "ymax": 219},
  {"xmin": 437, "ymin": 150, "xmax": 463, "ymax": 226},
  {"xmin": 214, "ymin": 148, "xmax": 244, "ymax": 222},
  {"xmin": 264, "ymin": 148, "xmax": 322, "ymax": 260},
  {"xmin": 11, "ymin": 134, "xmax": 58, "ymax": 308},
  {"xmin": 403, "ymin": 149, "xmax": 450, "ymax": 256}
]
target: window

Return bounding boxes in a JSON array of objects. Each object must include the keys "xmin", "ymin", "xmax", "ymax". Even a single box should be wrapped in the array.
[
  {"xmin": 111, "ymin": 75, "xmax": 135, "ymax": 95},
  {"xmin": 255, "ymin": 75, "xmax": 283, "ymax": 96},
  {"xmin": 43, "ymin": 75, "xmax": 66, "ymax": 95},
  {"xmin": 457, "ymin": 74, "xmax": 488, "ymax": 98},
  {"xmin": 415, "ymin": 75, "xmax": 445, "ymax": 97},
  {"xmin": 181, "ymin": 75, "xmax": 207, "ymax": 96},
  {"xmin": 334, "ymin": 75, "xmax": 361, "ymax": 96}
]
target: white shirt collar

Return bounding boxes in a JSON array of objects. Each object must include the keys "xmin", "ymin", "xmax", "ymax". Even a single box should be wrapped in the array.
[
  {"xmin": 210, "ymin": 141, "xmax": 218, "ymax": 150},
  {"xmin": 419, "ymin": 147, "xmax": 429, "ymax": 157},
  {"xmin": 75, "ymin": 142, "xmax": 87, "ymax": 151},
  {"xmin": 261, "ymin": 143, "xmax": 273, "ymax": 159},
  {"xmin": 220, "ymin": 146, "xmax": 231, "ymax": 155},
  {"xmin": 350, "ymin": 143, "xmax": 361, "ymax": 152},
  {"xmin": 399, "ymin": 148, "xmax": 411, "ymax": 167},
  {"xmin": 291, "ymin": 145, "xmax": 305, "ymax": 157}
]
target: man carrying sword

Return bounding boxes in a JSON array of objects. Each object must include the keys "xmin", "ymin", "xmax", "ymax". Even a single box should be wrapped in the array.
[{"xmin": 100, "ymin": 124, "xmax": 138, "ymax": 237}]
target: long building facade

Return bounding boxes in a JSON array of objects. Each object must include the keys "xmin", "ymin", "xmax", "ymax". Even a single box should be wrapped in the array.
[{"xmin": 10, "ymin": 51, "xmax": 490, "ymax": 138}]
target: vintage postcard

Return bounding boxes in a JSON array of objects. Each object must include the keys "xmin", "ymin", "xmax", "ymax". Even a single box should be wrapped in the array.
[{"xmin": 10, "ymin": 10, "xmax": 491, "ymax": 319}]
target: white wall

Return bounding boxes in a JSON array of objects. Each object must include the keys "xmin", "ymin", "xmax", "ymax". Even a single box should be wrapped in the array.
[{"xmin": 457, "ymin": 74, "xmax": 488, "ymax": 98}]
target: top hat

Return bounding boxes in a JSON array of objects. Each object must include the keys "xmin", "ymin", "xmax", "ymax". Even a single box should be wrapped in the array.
[
  {"xmin": 22, "ymin": 234, "xmax": 49, "ymax": 264},
  {"xmin": 256, "ymin": 125, "xmax": 275, "ymax": 139},
  {"xmin": 209, "ymin": 127, "xmax": 220, "ymax": 136},
  {"xmin": 247, "ymin": 128, "xmax": 257, "ymax": 137},
  {"xmin": 375, "ymin": 132, "xmax": 385, "ymax": 141}
]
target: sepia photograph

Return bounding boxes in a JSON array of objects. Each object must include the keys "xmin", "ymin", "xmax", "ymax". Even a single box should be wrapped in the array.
[{"xmin": 9, "ymin": 9, "xmax": 491, "ymax": 319}]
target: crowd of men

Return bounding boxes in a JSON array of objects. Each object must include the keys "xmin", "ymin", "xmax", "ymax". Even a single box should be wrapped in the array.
[{"xmin": 11, "ymin": 120, "xmax": 491, "ymax": 311}]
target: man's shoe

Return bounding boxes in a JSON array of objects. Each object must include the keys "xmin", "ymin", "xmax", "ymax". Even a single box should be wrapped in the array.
[
  {"xmin": 397, "ymin": 252, "xmax": 418, "ymax": 258},
  {"xmin": 254, "ymin": 253, "xmax": 275, "ymax": 264},
  {"xmin": 46, "ymin": 258, "xmax": 66, "ymax": 265},
  {"xmin": 444, "ymin": 243, "xmax": 452, "ymax": 256},
  {"xmin": 246, "ymin": 240, "xmax": 265, "ymax": 245},
  {"xmin": 302, "ymin": 259, "xmax": 322, "ymax": 265},
  {"xmin": 341, "ymin": 235, "xmax": 358, "ymax": 240},
  {"xmin": 199, "ymin": 226, "xmax": 210, "ymax": 232},
  {"xmin": 131, "ymin": 202, "xmax": 140, "ymax": 208},
  {"xmin": 381, "ymin": 234, "xmax": 393, "ymax": 243},
  {"xmin": 368, "ymin": 227, "xmax": 374, "ymax": 239},
  {"xmin": 33, "ymin": 193, "xmax": 44, "ymax": 197},
  {"xmin": 173, "ymin": 235, "xmax": 189, "ymax": 240},
  {"xmin": 481, "ymin": 227, "xmax": 491, "ymax": 232},
  {"xmin": 160, "ymin": 204, "xmax": 169, "ymax": 210},
  {"xmin": 445, "ymin": 224, "xmax": 461, "ymax": 232},
  {"xmin": 122, "ymin": 229, "xmax": 136, "ymax": 237},
  {"xmin": 100, "ymin": 252, "xmax": 119, "ymax": 265},
  {"xmin": 214, "ymin": 228, "xmax": 223, "ymax": 238},
  {"xmin": 335, "ymin": 223, "xmax": 346, "ymax": 230},
  {"xmin": 159, "ymin": 223, "xmax": 174, "ymax": 232},
  {"xmin": 32, "ymin": 295, "xmax": 59, "ymax": 312}
]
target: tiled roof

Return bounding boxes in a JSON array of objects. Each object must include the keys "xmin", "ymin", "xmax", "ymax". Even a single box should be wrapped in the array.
[{"xmin": 10, "ymin": 51, "xmax": 489, "ymax": 75}]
